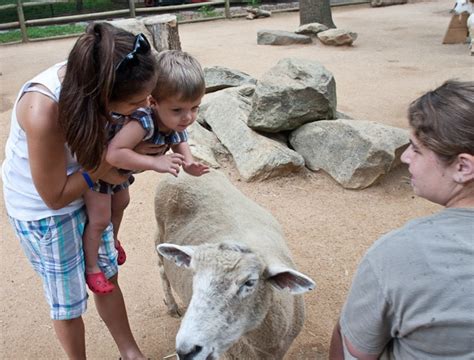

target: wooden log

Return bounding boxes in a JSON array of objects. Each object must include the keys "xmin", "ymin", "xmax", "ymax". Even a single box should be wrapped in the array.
[
  {"xmin": 143, "ymin": 14, "xmax": 181, "ymax": 51},
  {"xmin": 109, "ymin": 15, "xmax": 181, "ymax": 54},
  {"xmin": 17, "ymin": 0, "xmax": 28, "ymax": 43}
]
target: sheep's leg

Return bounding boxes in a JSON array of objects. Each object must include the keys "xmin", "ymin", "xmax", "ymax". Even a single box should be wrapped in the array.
[
  {"xmin": 157, "ymin": 252, "xmax": 182, "ymax": 318},
  {"xmin": 470, "ymin": 29, "xmax": 473, "ymax": 55}
]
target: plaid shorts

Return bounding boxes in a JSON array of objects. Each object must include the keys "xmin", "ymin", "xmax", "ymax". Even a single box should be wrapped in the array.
[
  {"xmin": 92, "ymin": 175, "xmax": 135, "ymax": 195},
  {"xmin": 9, "ymin": 206, "xmax": 118, "ymax": 320}
]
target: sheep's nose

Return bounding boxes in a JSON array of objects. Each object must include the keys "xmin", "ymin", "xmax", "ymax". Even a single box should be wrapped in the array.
[{"xmin": 177, "ymin": 345, "xmax": 202, "ymax": 360}]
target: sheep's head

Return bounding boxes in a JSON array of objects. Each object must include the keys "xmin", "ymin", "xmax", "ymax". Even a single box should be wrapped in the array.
[
  {"xmin": 157, "ymin": 241, "xmax": 315, "ymax": 360},
  {"xmin": 452, "ymin": 0, "xmax": 474, "ymax": 15}
]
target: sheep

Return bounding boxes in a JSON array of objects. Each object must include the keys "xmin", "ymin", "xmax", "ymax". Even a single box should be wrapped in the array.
[
  {"xmin": 154, "ymin": 169, "xmax": 316, "ymax": 360},
  {"xmin": 453, "ymin": 0, "xmax": 473, "ymax": 14},
  {"xmin": 452, "ymin": 0, "xmax": 474, "ymax": 55}
]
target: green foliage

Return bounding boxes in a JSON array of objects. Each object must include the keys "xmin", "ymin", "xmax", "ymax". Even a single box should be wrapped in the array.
[
  {"xmin": 245, "ymin": 0, "xmax": 260, "ymax": 8},
  {"xmin": 197, "ymin": 4, "xmax": 217, "ymax": 18},
  {"xmin": 0, "ymin": 0, "xmax": 125, "ymax": 24},
  {"xmin": 0, "ymin": 23, "xmax": 86, "ymax": 43}
]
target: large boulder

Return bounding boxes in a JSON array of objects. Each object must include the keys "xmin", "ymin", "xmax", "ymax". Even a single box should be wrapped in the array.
[
  {"xmin": 187, "ymin": 121, "xmax": 224, "ymax": 168},
  {"xmin": 257, "ymin": 30, "xmax": 312, "ymax": 45},
  {"xmin": 289, "ymin": 119, "xmax": 409, "ymax": 189},
  {"xmin": 199, "ymin": 85, "xmax": 305, "ymax": 181},
  {"xmin": 204, "ymin": 66, "xmax": 257, "ymax": 93},
  {"xmin": 370, "ymin": 0, "xmax": 407, "ymax": 7},
  {"xmin": 295, "ymin": 22, "xmax": 329, "ymax": 36},
  {"xmin": 247, "ymin": 58, "xmax": 337, "ymax": 133},
  {"xmin": 317, "ymin": 29, "xmax": 357, "ymax": 46}
]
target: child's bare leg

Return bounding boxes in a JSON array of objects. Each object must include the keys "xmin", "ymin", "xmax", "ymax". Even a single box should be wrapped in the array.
[
  {"xmin": 111, "ymin": 187, "xmax": 130, "ymax": 248},
  {"xmin": 83, "ymin": 190, "xmax": 112, "ymax": 274},
  {"xmin": 53, "ymin": 317, "xmax": 86, "ymax": 360}
]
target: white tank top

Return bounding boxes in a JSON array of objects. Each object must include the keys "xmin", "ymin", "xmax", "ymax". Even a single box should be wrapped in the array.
[{"xmin": 2, "ymin": 62, "xmax": 84, "ymax": 221}]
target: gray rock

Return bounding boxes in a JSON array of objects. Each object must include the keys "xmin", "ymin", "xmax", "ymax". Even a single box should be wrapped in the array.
[
  {"xmin": 318, "ymin": 29, "xmax": 358, "ymax": 46},
  {"xmin": 257, "ymin": 30, "xmax": 312, "ymax": 45},
  {"xmin": 370, "ymin": 0, "xmax": 407, "ymax": 7},
  {"xmin": 295, "ymin": 23, "xmax": 329, "ymax": 36},
  {"xmin": 289, "ymin": 119, "xmax": 409, "ymax": 189},
  {"xmin": 204, "ymin": 66, "xmax": 257, "ymax": 93},
  {"xmin": 199, "ymin": 85, "xmax": 305, "ymax": 181},
  {"xmin": 187, "ymin": 121, "xmax": 223, "ymax": 168},
  {"xmin": 247, "ymin": 58, "xmax": 337, "ymax": 132},
  {"xmin": 335, "ymin": 110, "xmax": 353, "ymax": 120}
]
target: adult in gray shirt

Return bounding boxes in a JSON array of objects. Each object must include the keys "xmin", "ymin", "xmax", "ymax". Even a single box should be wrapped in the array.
[{"xmin": 329, "ymin": 80, "xmax": 474, "ymax": 359}]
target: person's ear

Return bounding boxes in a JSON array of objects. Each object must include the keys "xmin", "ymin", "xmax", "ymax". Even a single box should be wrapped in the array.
[
  {"xmin": 148, "ymin": 95, "xmax": 157, "ymax": 106},
  {"xmin": 453, "ymin": 153, "xmax": 474, "ymax": 183}
]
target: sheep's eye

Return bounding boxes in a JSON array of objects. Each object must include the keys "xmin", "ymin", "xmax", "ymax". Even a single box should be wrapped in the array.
[
  {"xmin": 243, "ymin": 279, "xmax": 256, "ymax": 288},
  {"xmin": 237, "ymin": 278, "xmax": 258, "ymax": 297}
]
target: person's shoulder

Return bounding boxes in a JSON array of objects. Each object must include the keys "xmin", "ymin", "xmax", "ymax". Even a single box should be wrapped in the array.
[
  {"xmin": 129, "ymin": 107, "xmax": 154, "ymax": 136},
  {"xmin": 130, "ymin": 107, "xmax": 153, "ymax": 120},
  {"xmin": 400, "ymin": 208, "xmax": 473, "ymax": 236},
  {"xmin": 363, "ymin": 211, "xmax": 444, "ymax": 263},
  {"xmin": 373, "ymin": 211, "xmax": 447, "ymax": 244},
  {"xmin": 18, "ymin": 91, "xmax": 59, "ymax": 133}
]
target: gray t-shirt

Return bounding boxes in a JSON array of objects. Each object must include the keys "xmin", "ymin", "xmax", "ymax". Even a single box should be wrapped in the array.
[{"xmin": 340, "ymin": 208, "xmax": 474, "ymax": 359}]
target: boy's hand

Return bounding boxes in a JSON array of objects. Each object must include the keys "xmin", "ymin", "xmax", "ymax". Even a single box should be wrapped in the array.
[
  {"xmin": 153, "ymin": 153, "xmax": 184, "ymax": 177},
  {"xmin": 183, "ymin": 161, "xmax": 210, "ymax": 176}
]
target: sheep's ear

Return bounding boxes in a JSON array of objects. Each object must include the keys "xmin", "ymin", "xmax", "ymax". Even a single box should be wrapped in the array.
[
  {"xmin": 265, "ymin": 265, "xmax": 316, "ymax": 295},
  {"xmin": 157, "ymin": 243, "xmax": 194, "ymax": 267}
]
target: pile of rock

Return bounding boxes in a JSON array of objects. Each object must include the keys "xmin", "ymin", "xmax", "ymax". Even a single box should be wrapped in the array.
[
  {"xmin": 109, "ymin": 16, "xmax": 407, "ymax": 190},
  {"xmin": 193, "ymin": 59, "xmax": 408, "ymax": 189},
  {"xmin": 258, "ymin": 22, "xmax": 357, "ymax": 46}
]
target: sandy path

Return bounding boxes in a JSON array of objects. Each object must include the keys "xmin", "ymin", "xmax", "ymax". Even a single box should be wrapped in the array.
[{"xmin": 1, "ymin": 1, "xmax": 473, "ymax": 358}]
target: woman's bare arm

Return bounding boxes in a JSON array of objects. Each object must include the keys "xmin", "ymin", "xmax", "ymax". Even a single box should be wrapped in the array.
[{"xmin": 18, "ymin": 92, "xmax": 111, "ymax": 209}]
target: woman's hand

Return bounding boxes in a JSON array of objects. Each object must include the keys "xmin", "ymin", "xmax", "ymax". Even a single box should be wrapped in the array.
[
  {"xmin": 86, "ymin": 150, "xmax": 126, "ymax": 185},
  {"xmin": 87, "ymin": 150, "xmax": 114, "ymax": 181},
  {"xmin": 99, "ymin": 168, "xmax": 130, "ymax": 185}
]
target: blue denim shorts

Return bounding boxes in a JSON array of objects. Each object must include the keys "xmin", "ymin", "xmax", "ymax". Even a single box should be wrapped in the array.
[{"xmin": 9, "ymin": 207, "xmax": 118, "ymax": 320}]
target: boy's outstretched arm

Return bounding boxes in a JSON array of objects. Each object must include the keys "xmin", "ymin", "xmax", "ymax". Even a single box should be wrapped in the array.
[
  {"xmin": 107, "ymin": 121, "xmax": 184, "ymax": 176},
  {"xmin": 172, "ymin": 142, "xmax": 210, "ymax": 176}
]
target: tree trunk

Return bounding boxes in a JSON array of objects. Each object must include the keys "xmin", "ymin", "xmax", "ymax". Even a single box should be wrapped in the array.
[
  {"xmin": 143, "ymin": 14, "xmax": 181, "ymax": 52},
  {"xmin": 76, "ymin": 0, "xmax": 83, "ymax": 12},
  {"xmin": 299, "ymin": 0, "xmax": 336, "ymax": 28}
]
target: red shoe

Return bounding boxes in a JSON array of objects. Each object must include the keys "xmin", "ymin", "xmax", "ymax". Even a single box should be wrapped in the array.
[
  {"xmin": 85, "ymin": 272, "xmax": 115, "ymax": 295},
  {"xmin": 116, "ymin": 241, "xmax": 127, "ymax": 266}
]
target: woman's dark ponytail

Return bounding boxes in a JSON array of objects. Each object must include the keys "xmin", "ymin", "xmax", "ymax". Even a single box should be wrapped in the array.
[{"xmin": 58, "ymin": 23, "xmax": 156, "ymax": 170}]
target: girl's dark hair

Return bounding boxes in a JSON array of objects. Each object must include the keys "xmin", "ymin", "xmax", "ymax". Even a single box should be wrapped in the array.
[
  {"xmin": 408, "ymin": 80, "xmax": 474, "ymax": 164},
  {"xmin": 58, "ymin": 23, "xmax": 156, "ymax": 170}
]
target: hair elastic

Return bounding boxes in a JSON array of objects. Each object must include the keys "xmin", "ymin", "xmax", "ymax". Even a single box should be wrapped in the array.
[{"xmin": 81, "ymin": 171, "xmax": 95, "ymax": 189}]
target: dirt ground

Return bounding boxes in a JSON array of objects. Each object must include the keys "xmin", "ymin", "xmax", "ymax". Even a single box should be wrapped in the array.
[{"xmin": 0, "ymin": 1, "xmax": 473, "ymax": 359}]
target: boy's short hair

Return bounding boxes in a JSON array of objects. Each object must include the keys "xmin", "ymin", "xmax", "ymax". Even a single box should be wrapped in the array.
[
  {"xmin": 152, "ymin": 50, "xmax": 205, "ymax": 102},
  {"xmin": 408, "ymin": 80, "xmax": 474, "ymax": 163}
]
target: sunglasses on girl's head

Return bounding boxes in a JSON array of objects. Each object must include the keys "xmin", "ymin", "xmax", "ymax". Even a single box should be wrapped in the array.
[{"xmin": 115, "ymin": 33, "xmax": 151, "ymax": 73}]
